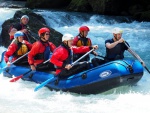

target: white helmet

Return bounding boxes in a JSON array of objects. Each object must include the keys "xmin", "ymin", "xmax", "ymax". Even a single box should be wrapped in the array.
[
  {"xmin": 112, "ymin": 28, "xmax": 123, "ymax": 34},
  {"xmin": 21, "ymin": 15, "xmax": 29, "ymax": 20},
  {"xmin": 62, "ymin": 34, "xmax": 74, "ymax": 42}
]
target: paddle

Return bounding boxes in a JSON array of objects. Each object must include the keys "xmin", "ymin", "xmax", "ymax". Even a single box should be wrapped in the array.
[
  {"xmin": 0, "ymin": 51, "xmax": 30, "ymax": 72},
  {"xmin": 9, "ymin": 70, "xmax": 32, "ymax": 82},
  {"xmin": 34, "ymin": 48, "xmax": 95, "ymax": 92},
  {"xmin": 124, "ymin": 41, "xmax": 150, "ymax": 74},
  {"xmin": 97, "ymin": 55, "xmax": 105, "ymax": 59},
  {"xmin": 9, "ymin": 59, "xmax": 50, "ymax": 82}
]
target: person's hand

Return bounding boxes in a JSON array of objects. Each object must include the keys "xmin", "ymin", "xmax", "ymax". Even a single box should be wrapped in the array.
[
  {"xmin": 7, "ymin": 61, "xmax": 11, "ymax": 67},
  {"xmin": 30, "ymin": 65, "xmax": 36, "ymax": 71},
  {"xmin": 21, "ymin": 29, "xmax": 28, "ymax": 33},
  {"xmin": 118, "ymin": 38, "xmax": 124, "ymax": 43},
  {"xmin": 93, "ymin": 51, "xmax": 98, "ymax": 56},
  {"xmin": 92, "ymin": 45, "xmax": 98, "ymax": 50},
  {"xmin": 65, "ymin": 64, "xmax": 72, "ymax": 70}
]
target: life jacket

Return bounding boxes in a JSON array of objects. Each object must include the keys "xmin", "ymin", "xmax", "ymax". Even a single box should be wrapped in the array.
[
  {"xmin": 17, "ymin": 44, "xmax": 28, "ymax": 56},
  {"xmin": 62, "ymin": 43, "xmax": 73, "ymax": 65},
  {"xmin": 34, "ymin": 41, "xmax": 51, "ymax": 61},
  {"xmin": 76, "ymin": 35, "xmax": 91, "ymax": 47},
  {"xmin": 13, "ymin": 41, "xmax": 28, "ymax": 57},
  {"xmin": 73, "ymin": 35, "xmax": 91, "ymax": 61}
]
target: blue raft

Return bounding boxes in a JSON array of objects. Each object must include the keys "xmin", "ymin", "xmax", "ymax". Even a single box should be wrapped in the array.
[{"xmin": 0, "ymin": 51, "xmax": 144, "ymax": 94}]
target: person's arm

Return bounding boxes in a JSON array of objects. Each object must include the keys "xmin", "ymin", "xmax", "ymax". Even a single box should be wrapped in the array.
[
  {"xmin": 9, "ymin": 28, "xmax": 17, "ymax": 36},
  {"xmin": 49, "ymin": 42, "xmax": 56, "ymax": 52},
  {"xmin": 9, "ymin": 23, "xmax": 21, "ymax": 36},
  {"xmin": 28, "ymin": 42, "xmax": 39, "ymax": 66},
  {"xmin": 106, "ymin": 38, "xmax": 124, "ymax": 49},
  {"xmin": 72, "ymin": 36, "xmax": 79, "ymax": 46},
  {"xmin": 72, "ymin": 45, "xmax": 98, "ymax": 54},
  {"xmin": 50, "ymin": 48, "xmax": 64, "ymax": 67},
  {"xmin": 23, "ymin": 40, "xmax": 32, "ymax": 50},
  {"xmin": 4, "ymin": 44, "xmax": 17, "ymax": 66}
]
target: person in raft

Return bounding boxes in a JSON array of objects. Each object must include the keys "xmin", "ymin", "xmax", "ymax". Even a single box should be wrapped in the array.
[
  {"xmin": 4, "ymin": 31, "xmax": 32, "ymax": 66},
  {"xmin": 92, "ymin": 28, "xmax": 145, "ymax": 67},
  {"xmin": 72, "ymin": 26, "xmax": 98, "ymax": 62},
  {"xmin": 28, "ymin": 27, "xmax": 56, "ymax": 71},
  {"xmin": 50, "ymin": 33, "xmax": 98, "ymax": 78},
  {"xmin": 8, "ymin": 15, "xmax": 31, "ymax": 41}
]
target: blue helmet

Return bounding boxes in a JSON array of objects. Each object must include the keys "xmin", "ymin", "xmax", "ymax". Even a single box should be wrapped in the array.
[{"xmin": 14, "ymin": 31, "xmax": 24, "ymax": 39}]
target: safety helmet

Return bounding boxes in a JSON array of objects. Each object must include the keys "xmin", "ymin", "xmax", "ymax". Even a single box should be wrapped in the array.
[
  {"xmin": 62, "ymin": 34, "xmax": 74, "ymax": 42},
  {"xmin": 38, "ymin": 27, "xmax": 50, "ymax": 36},
  {"xmin": 14, "ymin": 31, "xmax": 24, "ymax": 39},
  {"xmin": 112, "ymin": 28, "xmax": 123, "ymax": 34},
  {"xmin": 79, "ymin": 26, "xmax": 90, "ymax": 32},
  {"xmin": 21, "ymin": 15, "xmax": 29, "ymax": 20}
]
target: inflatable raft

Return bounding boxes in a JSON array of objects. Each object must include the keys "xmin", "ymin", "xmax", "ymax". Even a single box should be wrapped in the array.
[{"xmin": 0, "ymin": 51, "xmax": 143, "ymax": 94}]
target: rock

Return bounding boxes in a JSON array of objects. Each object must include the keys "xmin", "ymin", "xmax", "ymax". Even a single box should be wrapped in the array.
[
  {"xmin": 26, "ymin": 0, "xmax": 71, "ymax": 9},
  {"xmin": 67, "ymin": 0, "xmax": 92, "ymax": 12},
  {"xmin": 134, "ymin": 10, "xmax": 150, "ymax": 21},
  {"xmin": 0, "ymin": 9, "xmax": 62, "ymax": 48}
]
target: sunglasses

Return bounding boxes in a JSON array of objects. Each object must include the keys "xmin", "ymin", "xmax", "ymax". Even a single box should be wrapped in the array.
[{"xmin": 45, "ymin": 34, "xmax": 50, "ymax": 35}]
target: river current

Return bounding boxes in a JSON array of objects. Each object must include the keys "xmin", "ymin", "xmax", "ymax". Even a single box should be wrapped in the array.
[{"xmin": 0, "ymin": 8, "xmax": 150, "ymax": 113}]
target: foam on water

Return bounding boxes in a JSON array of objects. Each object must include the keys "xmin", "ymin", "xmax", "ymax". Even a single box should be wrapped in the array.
[{"xmin": 0, "ymin": 9, "xmax": 150, "ymax": 113}]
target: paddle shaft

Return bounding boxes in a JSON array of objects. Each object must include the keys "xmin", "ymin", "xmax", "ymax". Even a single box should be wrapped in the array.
[
  {"xmin": 124, "ymin": 42, "xmax": 150, "ymax": 73},
  {"xmin": 9, "ymin": 58, "xmax": 51, "ymax": 82},
  {"xmin": 1, "ymin": 51, "xmax": 30, "ymax": 71},
  {"xmin": 11, "ymin": 51, "xmax": 30, "ymax": 64},
  {"xmin": 24, "ymin": 58, "xmax": 51, "ymax": 75},
  {"xmin": 97, "ymin": 55, "xmax": 105, "ymax": 60},
  {"xmin": 71, "ymin": 48, "xmax": 94, "ymax": 66}
]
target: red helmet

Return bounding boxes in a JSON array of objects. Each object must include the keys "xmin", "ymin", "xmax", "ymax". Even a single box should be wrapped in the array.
[
  {"xmin": 79, "ymin": 26, "xmax": 90, "ymax": 32},
  {"xmin": 38, "ymin": 27, "xmax": 50, "ymax": 36}
]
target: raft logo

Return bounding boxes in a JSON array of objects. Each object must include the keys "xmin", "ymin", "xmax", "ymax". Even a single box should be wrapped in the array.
[{"xmin": 100, "ymin": 70, "xmax": 112, "ymax": 78}]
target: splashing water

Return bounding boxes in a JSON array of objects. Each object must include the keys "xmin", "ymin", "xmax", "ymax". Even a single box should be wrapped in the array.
[{"xmin": 0, "ymin": 8, "xmax": 150, "ymax": 113}]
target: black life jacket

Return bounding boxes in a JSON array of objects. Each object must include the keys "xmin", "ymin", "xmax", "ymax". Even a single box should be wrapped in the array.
[
  {"xmin": 61, "ymin": 43, "xmax": 73, "ymax": 66},
  {"xmin": 34, "ymin": 40, "xmax": 51, "ymax": 61}
]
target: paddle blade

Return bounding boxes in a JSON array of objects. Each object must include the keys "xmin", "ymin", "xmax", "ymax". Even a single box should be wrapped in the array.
[
  {"xmin": 34, "ymin": 78, "xmax": 53, "ymax": 92},
  {"xmin": 9, "ymin": 75, "xmax": 23, "ymax": 82}
]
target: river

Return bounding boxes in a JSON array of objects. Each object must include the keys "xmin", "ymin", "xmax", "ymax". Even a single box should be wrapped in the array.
[{"xmin": 0, "ymin": 8, "xmax": 150, "ymax": 113}]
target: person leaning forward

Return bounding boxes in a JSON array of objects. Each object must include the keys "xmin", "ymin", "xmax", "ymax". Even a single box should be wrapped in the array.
[
  {"xmin": 28, "ymin": 27, "xmax": 56, "ymax": 71},
  {"xmin": 9, "ymin": 15, "xmax": 30, "ymax": 41},
  {"xmin": 4, "ymin": 31, "xmax": 32, "ymax": 67},
  {"xmin": 50, "ymin": 33, "xmax": 98, "ymax": 78}
]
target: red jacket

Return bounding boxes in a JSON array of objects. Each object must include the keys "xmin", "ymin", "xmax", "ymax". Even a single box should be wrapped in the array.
[
  {"xmin": 28, "ymin": 40, "xmax": 56, "ymax": 66},
  {"xmin": 50, "ymin": 44, "xmax": 91, "ymax": 75},
  {"xmin": 4, "ymin": 40, "xmax": 32, "ymax": 63}
]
